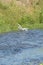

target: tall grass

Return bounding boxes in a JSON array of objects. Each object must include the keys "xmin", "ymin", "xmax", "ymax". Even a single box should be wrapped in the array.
[{"xmin": 0, "ymin": 0, "xmax": 43, "ymax": 33}]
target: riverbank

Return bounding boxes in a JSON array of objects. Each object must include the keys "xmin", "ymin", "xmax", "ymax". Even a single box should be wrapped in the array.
[{"xmin": 0, "ymin": 0, "xmax": 43, "ymax": 33}]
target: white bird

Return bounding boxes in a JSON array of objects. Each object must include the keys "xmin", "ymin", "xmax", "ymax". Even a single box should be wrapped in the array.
[{"xmin": 18, "ymin": 24, "xmax": 28, "ymax": 31}]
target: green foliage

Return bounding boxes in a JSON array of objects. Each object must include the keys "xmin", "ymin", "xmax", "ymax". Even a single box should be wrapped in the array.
[
  {"xmin": 39, "ymin": 12, "xmax": 43, "ymax": 23},
  {"xmin": 0, "ymin": 2, "xmax": 8, "ymax": 10},
  {"xmin": 19, "ymin": 15, "xmax": 35, "ymax": 25},
  {"xmin": 0, "ymin": 0, "xmax": 43, "ymax": 33}
]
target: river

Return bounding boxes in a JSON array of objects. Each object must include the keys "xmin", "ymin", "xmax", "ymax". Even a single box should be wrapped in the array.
[{"xmin": 0, "ymin": 30, "xmax": 43, "ymax": 65}]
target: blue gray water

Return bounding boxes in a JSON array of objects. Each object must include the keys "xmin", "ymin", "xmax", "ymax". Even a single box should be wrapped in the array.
[{"xmin": 0, "ymin": 30, "xmax": 43, "ymax": 65}]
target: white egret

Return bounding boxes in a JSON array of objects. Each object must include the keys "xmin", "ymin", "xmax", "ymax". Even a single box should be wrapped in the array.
[{"xmin": 18, "ymin": 24, "xmax": 28, "ymax": 31}]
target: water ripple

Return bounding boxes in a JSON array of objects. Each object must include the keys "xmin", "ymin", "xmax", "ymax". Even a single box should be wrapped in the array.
[{"xmin": 0, "ymin": 30, "xmax": 43, "ymax": 65}]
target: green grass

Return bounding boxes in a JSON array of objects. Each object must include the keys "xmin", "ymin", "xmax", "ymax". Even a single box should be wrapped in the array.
[{"xmin": 0, "ymin": 0, "xmax": 43, "ymax": 33}]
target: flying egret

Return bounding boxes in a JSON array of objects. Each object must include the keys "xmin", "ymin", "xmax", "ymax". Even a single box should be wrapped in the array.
[{"xmin": 18, "ymin": 24, "xmax": 28, "ymax": 31}]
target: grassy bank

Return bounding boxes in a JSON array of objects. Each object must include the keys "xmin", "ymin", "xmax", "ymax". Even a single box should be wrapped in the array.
[{"xmin": 0, "ymin": 0, "xmax": 43, "ymax": 33}]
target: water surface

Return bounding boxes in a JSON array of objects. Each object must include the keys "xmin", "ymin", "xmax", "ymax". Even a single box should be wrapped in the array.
[{"xmin": 0, "ymin": 30, "xmax": 43, "ymax": 65}]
